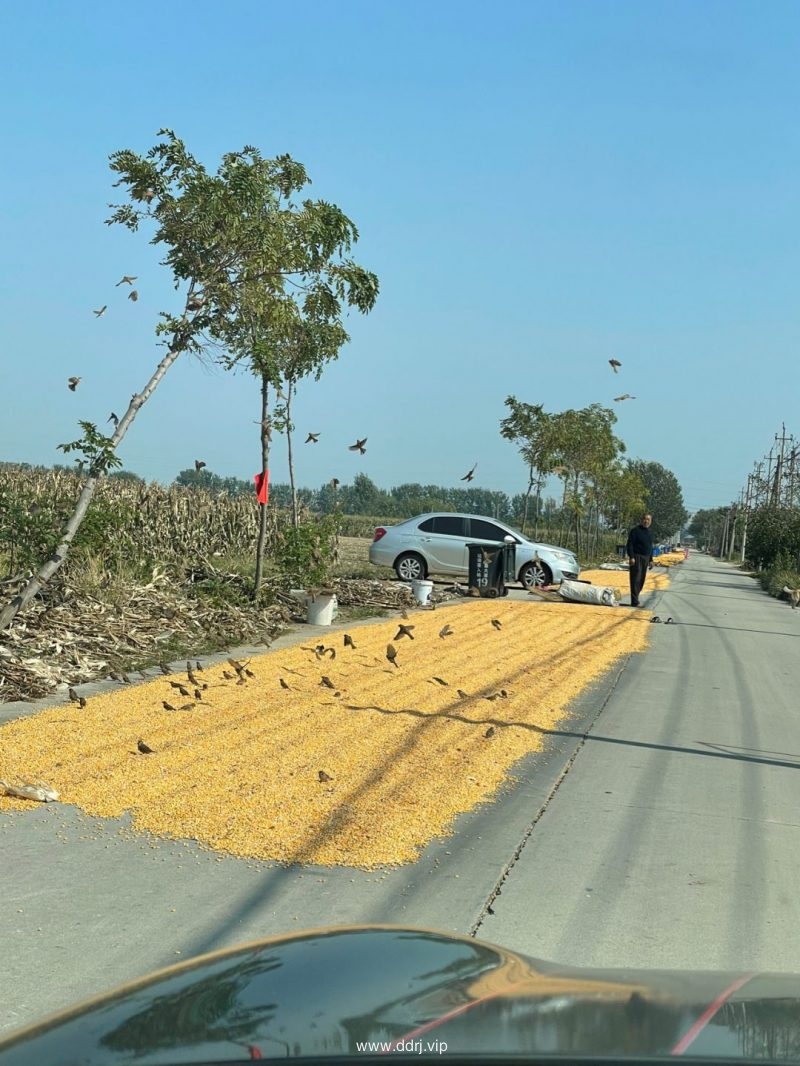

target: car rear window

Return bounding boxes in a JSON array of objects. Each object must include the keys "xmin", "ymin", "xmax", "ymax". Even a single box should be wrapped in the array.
[{"xmin": 432, "ymin": 516, "xmax": 468, "ymax": 535}]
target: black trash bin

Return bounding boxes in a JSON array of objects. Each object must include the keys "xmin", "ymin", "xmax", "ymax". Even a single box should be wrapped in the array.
[{"xmin": 467, "ymin": 541, "xmax": 516, "ymax": 598}]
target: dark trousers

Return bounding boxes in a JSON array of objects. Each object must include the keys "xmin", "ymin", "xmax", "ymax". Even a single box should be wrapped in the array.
[{"xmin": 629, "ymin": 555, "xmax": 649, "ymax": 605}]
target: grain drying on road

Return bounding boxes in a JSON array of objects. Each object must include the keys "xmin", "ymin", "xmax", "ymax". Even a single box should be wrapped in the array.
[{"xmin": 0, "ymin": 594, "xmax": 663, "ymax": 868}]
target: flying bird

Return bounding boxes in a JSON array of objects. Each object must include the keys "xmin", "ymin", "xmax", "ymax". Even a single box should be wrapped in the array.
[
  {"xmin": 439, "ymin": 624, "xmax": 454, "ymax": 639},
  {"xmin": 386, "ymin": 643, "xmax": 399, "ymax": 668},
  {"xmin": 137, "ymin": 739, "xmax": 155, "ymax": 754},
  {"xmin": 195, "ymin": 459, "xmax": 206, "ymax": 471},
  {"xmin": 343, "ymin": 634, "xmax": 356, "ymax": 649},
  {"xmin": 614, "ymin": 394, "xmax": 636, "ymax": 402},
  {"xmin": 394, "ymin": 624, "xmax": 415, "ymax": 641},
  {"xmin": 609, "ymin": 359, "xmax": 622, "ymax": 373},
  {"xmin": 305, "ymin": 432, "xmax": 320, "ymax": 444},
  {"xmin": 67, "ymin": 376, "xmax": 81, "ymax": 391},
  {"xmin": 128, "ymin": 289, "xmax": 139, "ymax": 302},
  {"xmin": 461, "ymin": 463, "xmax": 477, "ymax": 482},
  {"xmin": 116, "ymin": 275, "xmax": 137, "ymax": 286},
  {"xmin": 491, "ymin": 619, "xmax": 502, "ymax": 630},
  {"xmin": 330, "ymin": 478, "xmax": 340, "ymax": 489},
  {"xmin": 93, "ymin": 306, "xmax": 107, "ymax": 318},
  {"xmin": 348, "ymin": 438, "xmax": 367, "ymax": 454}
]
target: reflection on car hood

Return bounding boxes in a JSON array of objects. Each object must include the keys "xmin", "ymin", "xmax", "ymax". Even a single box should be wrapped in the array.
[{"xmin": 1, "ymin": 925, "xmax": 798, "ymax": 1063}]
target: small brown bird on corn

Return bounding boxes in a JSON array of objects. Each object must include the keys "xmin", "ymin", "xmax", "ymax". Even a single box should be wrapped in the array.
[
  {"xmin": 386, "ymin": 644, "xmax": 399, "ymax": 668},
  {"xmin": 484, "ymin": 726, "xmax": 496, "ymax": 738},
  {"xmin": 158, "ymin": 662, "xmax": 171, "ymax": 675},
  {"xmin": 162, "ymin": 701, "xmax": 177, "ymax": 711},
  {"xmin": 193, "ymin": 689, "xmax": 203, "ymax": 701},
  {"xmin": 68, "ymin": 687, "xmax": 80, "ymax": 703},
  {"xmin": 137, "ymin": 739, "xmax": 155, "ymax": 754},
  {"xmin": 439, "ymin": 624, "xmax": 453, "ymax": 639},
  {"xmin": 343, "ymin": 634, "xmax": 356, "ymax": 649},
  {"xmin": 320, "ymin": 676, "xmax": 336, "ymax": 689},
  {"xmin": 491, "ymin": 619, "xmax": 502, "ymax": 630},
  {"xmin": 318, "ymin": 770, "xmax": 333, "ymax": 782},
  {"xmin": 431, "ymin": 676, "xmax": 448, "ymax": 686},
  {"xmin": 279, "ymin": 678, "xmax": 291, "ymax": 690},
  {"xmin": 457, "ymin": 689, "xmax": 469, "ymax": 698}
]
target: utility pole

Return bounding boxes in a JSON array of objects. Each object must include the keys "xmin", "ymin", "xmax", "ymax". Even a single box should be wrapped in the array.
[
  {"xmin": 773, "ymin": 424, "xmax": 791, "ymax": 506},
  {"xmin": 740, "ymin": 475, "xmax": 753, "ymax": 564}
]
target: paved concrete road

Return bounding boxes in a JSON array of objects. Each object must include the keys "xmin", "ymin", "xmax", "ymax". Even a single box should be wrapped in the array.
[
  {"xmin": 3, "ymin": 555, "xmax": 799, "ymax": 1037},
  {"xmin": 480, "ymin": 552, "xmax": 800, "ymax": 971}
]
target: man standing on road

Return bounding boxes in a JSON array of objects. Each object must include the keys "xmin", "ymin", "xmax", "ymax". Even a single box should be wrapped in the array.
[{"xmin": 626, "ymin": 513, "xmax": 654, "ymax": 608}]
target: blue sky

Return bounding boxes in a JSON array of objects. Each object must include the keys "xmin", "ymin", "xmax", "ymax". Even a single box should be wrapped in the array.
[{"xmin": 1, "ymin": 0, "xmax": 799, "ymax": 515}]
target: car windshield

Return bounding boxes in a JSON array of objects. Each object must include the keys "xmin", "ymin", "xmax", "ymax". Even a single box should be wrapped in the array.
[{"xmin": 1, "ymin": 4, "xmax": 795, "ymax": 1063}]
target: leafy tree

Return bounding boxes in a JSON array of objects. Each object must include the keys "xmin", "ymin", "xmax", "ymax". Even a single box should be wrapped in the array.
[
  {"xmin": 500, "ymin": 397, "xmax": 556, "ymax": 535},
  {"xmin": 626, "ymin": 460, "xmax": 688, "ymax": 542},
  {"xmin": 549, "ymin": 405, "xmax": 626, "ymax": 554},
  {"xmin": 0, "ymin": 130, "xmax": 377, "ymax": 630}
]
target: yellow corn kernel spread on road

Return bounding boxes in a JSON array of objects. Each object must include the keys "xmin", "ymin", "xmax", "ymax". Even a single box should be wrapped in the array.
[
  {"xmin": 0, "ymin": 599, "xmax": 656, "ymax": 868},
  {"xmin": 579, "ymin": 568, "xmax": 671, "ymax": 594}
]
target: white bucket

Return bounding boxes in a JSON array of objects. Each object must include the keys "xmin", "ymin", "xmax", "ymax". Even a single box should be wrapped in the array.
[
  {"xmin": 306, "ymin": 592, "xmax": 337, "ymax": 626},
  {"xmin": 411, "ymin": 579, "xmax": 434, "ymax": 605}
]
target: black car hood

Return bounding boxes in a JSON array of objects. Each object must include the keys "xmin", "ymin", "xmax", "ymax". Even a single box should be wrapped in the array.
[{"xmin": 0, "ymin": 925, "xmax": 797, "ymax": 1063}]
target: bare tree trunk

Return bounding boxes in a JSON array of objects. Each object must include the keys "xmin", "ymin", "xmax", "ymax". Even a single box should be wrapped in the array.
[
  {"xmin": 520, "ymin": 464, "xmax": 535, "ymax": 535},
  {"xmin": 285, "ymin": 379, "xmax": 298, "ymax": 529},
  {"xmin": 252, "ymin": 374, "xmax": 272, "ymax": 598},
  {"xmin": 534, "ymin": 476, "xmax": 542, "ymax": 540},
  {"xmin": 0, "ymin": 342, "xmax": 186, "ymax": 634}
]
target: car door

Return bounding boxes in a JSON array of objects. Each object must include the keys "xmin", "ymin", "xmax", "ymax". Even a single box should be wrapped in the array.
[{"xmin": 418, "ymin": 515, "xmax": 469, "ymax": 574}]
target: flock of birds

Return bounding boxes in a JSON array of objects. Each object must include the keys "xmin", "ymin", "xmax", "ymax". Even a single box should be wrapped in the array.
[
  {"xmin": 68, "ymin": 280, "xmax": 635, "ymax": 484},
  {"xmin": 61, "ymin": 613, "xmax": 510, "ymax": 776}
]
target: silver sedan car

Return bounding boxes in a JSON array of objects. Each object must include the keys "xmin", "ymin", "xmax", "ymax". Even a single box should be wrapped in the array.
[{"xmin": 369, "ymin": 512, "xmax": 580, "ymax": 588}]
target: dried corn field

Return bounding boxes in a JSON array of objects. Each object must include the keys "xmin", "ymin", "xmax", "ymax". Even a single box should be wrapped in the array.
[
  {"xmin": 0, "ymin": 464, "xmax": 277, "ymax": 565},
  {"xmin": 0, "ymin": 598, "xmax": 655, "ymax": 869}
]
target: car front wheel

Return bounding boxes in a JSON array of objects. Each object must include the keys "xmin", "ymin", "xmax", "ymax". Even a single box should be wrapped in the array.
[
  {"xmin": 395, "ymin": 553, "xmax": 427, "ymax": 581},
  {"xmin": 520, "ymin": 560, "xmax": 553, "ymax": 589}
]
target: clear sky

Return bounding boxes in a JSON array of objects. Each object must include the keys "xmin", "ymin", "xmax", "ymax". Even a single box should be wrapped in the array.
[{"xmin": 2, "ymin": 0, "xmax": 799, "ymax": 515}]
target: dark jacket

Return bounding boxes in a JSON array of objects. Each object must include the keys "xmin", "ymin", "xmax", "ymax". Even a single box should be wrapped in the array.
[{"xmin": 626, "ymin": 524, "xmax": 654, "ymax": 561}]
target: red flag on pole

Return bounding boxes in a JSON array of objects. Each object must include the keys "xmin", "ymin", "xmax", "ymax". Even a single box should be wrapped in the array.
[{"xmin": 254, "ymin": 470, "xmax": 269, "ymax": 505}]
